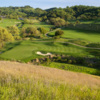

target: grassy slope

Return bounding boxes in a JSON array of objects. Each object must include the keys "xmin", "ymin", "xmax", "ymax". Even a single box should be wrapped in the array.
[
  {"xmin": 0, "ymin": 61, "xmax": 100, "ymax": 100},
  {"xmin": 0, "ymin": 19, "xmax": 100, "ymax": 43},
  {"xmin": 0, "ymin": 40, "xmax": 88, "ymax": 62},
  {"xmin": 49, "ymin": 28, "xmax": 100, "ymax": 43},
  {"xmin": 43, "ymin": 62, "xmax": 100, "ymax": 76},
  {"xmin": 0, "ymin": 19, "xmax": 21, "ymax": 28},
  {"xmin": 23, "ymin": 22, "xmax": 53, "ymax": 31}
]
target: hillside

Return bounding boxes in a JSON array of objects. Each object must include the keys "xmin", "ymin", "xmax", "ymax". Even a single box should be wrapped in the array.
[
  {"xmin": 0, "ymin": 2, "xmax": 100, "ymax": 100},
  {"xmin": 0, "ymin": 61, "xmax": 100, "ymax": 100},
  {"xmin": 0, "ymin": 6, "xmax": 100, "ymax": 20}
]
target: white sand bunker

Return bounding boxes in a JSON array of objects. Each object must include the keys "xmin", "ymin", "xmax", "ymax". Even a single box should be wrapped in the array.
[{"xmin": 36, "ymin": 51, "xmax": 52, "ymax": 56}]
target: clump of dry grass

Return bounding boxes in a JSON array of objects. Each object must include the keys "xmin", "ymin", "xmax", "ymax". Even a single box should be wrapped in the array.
[{"xmin": 0, "ymin": 61, "xmax": 100, "ymax": 100}]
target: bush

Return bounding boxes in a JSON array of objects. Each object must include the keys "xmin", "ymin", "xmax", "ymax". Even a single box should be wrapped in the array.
[
  {"xmin": 14, "ymin": 36, "xmax": 21, "ymax": 40},
  {"xmin": 23, "ymin": 19, "xmax": 39, "ymax": 24},
  {"xmin": 38, "ymin": 27, "xmax": 47, "ymax": 35},
  {"xmin": 75, "ymin": 20, "xmax": 81, "ymax": 24},
  {"xmin": 21, "ymin": 27, "xmax": 40, "ymax": 38},
  {"xmin": 0, "ymin": 27, "xmax": 14, "ymax": 42},
  {"xmin": 55, "ymin": 29, "xmax": 64, "ymax": 37},
  {"xmin": 68, "ymin": 60, "xmax": 72, "ymax": 64},
  {"xmin": 50, "ymin": 17, "xmax": 66, "ymax": 27}
]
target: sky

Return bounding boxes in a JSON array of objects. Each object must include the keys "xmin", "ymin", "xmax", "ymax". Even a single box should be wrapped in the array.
[{"xmin": 0, "ymin": 0, "xmax": 100, "ymax": 9}]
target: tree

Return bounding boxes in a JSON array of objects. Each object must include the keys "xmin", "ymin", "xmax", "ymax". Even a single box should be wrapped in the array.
[
  {"xmin": 21, "ymin": 27, "xmax": 40, "ymax": 38},
  {"xmin": 50, "ymin": 17, "xmax": 66, "ymax": 27},
  {"xmin": 26, "ymin": 27, "xmax": 40, "ymax": 37},
  {"xmin": 23, "ymin": 19, "xmax": 36, "ymax": 24},
  {"xmin": 75, "ymin": 20, "xmax": 81, "ymax": 24},
  {"xmin": 7, "ymin": 26, "xmax": 19, "ymax": 36},
  {"xmin": 55, "ymin": 29, "xmax": 64, "ymax": 37},
  {"xmin": 21, "ymin": 27, "xmax": 27, "ymax": 38},
  {"xmin": 7, "ymin": 26, "xmax": 20, "ymax": 40},
  {"xmin": 65, "ymin": 21, "xmax": 70, "ymax": 26},
  {"xmin": 0, "ymin": 27, "xmax": 14, "ymax": 48},
  {"xmin": 38, "ymin": 27, "xmax": 47, "ymax": 35},
  {"xmin": 0, "ymin": 27, "xmax": 14, "ymax": 42}
]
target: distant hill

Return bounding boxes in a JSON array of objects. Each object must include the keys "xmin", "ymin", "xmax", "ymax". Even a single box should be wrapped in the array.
[{"xmin": 0, "ymin": 5, "xmax": 99, "ymax": 20}]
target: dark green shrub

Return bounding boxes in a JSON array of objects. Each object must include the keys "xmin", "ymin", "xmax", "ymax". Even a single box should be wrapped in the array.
[
  {"xmin": 55, "ymin": 29, "xmax": 64, "ymax": 37},
  {"xmin": 68, "ymin": 60, "xmax": 72, "ymax": 64}
]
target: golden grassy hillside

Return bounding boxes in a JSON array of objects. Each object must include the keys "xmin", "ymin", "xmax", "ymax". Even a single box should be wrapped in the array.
[
  {"xmin": 0, "ymin": 61, "xmax": 100, "ymax": 100},
  {"xmin": 0, "ymin": 61, "xmax": 100, "ymax": 86}
]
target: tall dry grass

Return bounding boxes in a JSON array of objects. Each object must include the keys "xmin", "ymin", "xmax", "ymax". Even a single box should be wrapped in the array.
[{"xmin": 0, "ymin": 61, "xmax": 100, "ymax": 100}]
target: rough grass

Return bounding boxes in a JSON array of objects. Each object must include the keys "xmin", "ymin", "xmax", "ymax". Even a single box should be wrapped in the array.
[
  {"xmin": 43, "ymin": 62, "xmax": 100, "ymax": 76},
  {"xmin": 0, "ymin": 61, "xmax": 100, "ymax": 100},
  {"xmin": 0, "ymin": 40, "xmax": 89, "ymax": 62}
]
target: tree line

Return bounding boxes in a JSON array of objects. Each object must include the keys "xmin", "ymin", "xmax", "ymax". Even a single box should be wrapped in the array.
[{"xmin": 0, "ymin": 5, "xmax": 100, "ymax": 20}]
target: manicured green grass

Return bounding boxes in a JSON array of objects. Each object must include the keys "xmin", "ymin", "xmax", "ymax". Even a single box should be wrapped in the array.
[
  {"xmin": 43, "ymin": 62, "xmax": 100, "ymax": 76},
  {"xmin": 23, "ymin": 22, "xmax": 53, "ymax": 31},
  {"xmin": 48, "ymin": 28, "xmax": 100, "ymax": 43},
  {"xmin": 63, "ymin": 28, "xmax": 100, "ymax": 42},
  {"xmin": 0, "ymin": 40, "xmax": 89, "ymax": 62},
  {"xmin": 0, "ymin": 19, "xmax": 21, "ymax": 28}
]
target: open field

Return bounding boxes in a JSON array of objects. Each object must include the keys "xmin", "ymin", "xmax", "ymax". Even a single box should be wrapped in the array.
[
  {"xmin": 49, "ymin": 28, "xmax": 100, "ymax": 43},
  {"xmin": 0, "ymin": 40, "xmax": 89, "ymax": 62},
  {"xmin": 0, "ymin": 19, "xmax": 21, "ymax": 28},
  {"xmin": 23, "ymin": 22, "xmax": 53, "ymax": 31},
  {"xmin": 0, "ymin": 61, "xmax": 100, "ymax": 100}
]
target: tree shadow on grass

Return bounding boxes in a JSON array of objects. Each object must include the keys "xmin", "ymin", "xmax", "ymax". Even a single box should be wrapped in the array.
[
  {"xmin": 44, "ymin": 42, "xmax": 57, "ymax": 46},
  {"xmin": 86, "ymin": 49, "xmax": 100, "ymax": 58},
  {"xmin": 1, "ymin": 41, "xmax": 21, "ymax": 53},
  {"xmin": 62, "ymin": 42, "xmax": 69, "ymax": 46},
  {"xmin": 63, "ymin": 28, "xmax": 100, "ymax": 35}
]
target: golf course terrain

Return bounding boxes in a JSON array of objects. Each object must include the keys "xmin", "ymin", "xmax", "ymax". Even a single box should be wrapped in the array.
[{"xmin": 0, "ymin": 5, "xmax": 100, "ymax": 100}]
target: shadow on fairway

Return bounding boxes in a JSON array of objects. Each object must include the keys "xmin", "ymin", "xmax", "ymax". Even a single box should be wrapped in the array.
[
  {"xmin": 62, "ymin": 28, "xmax": 100, "ymax": 35},
  {"xmin": 1, "ymin": 41, "xmax": 21, "ymax": 53}
]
